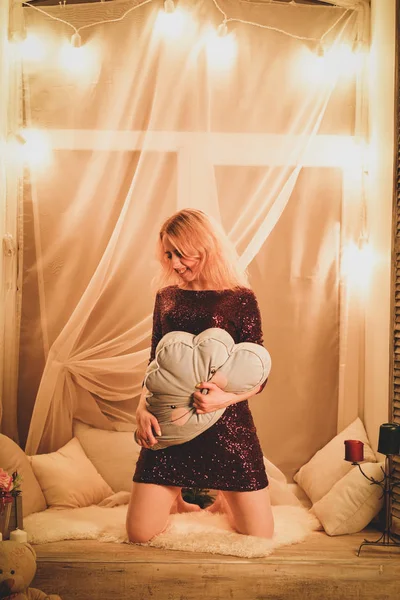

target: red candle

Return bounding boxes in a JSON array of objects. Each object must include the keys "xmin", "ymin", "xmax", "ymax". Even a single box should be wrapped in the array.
[{"xmin": 344, "ymin": 439, "xmax": 364, "ymax": 462}]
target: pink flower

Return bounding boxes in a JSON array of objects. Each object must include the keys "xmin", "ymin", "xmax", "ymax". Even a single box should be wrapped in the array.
[{"xmin": 0, "ymin": 468, "xmax": 13, "ymax": 493}]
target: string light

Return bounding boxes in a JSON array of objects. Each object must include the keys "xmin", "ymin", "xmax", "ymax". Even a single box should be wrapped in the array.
[
  {"xmin": 342, "ymin": 235, "xmax": 374, "ymax": 291},
  {"xmin": 20, "ymin": 0, "xmax": 357, "ymax": 54},
  {"xmin": 9, "ymin": 30, "xmax": 27, "ymax": 44},
  {"xmin": 316, "ymin": 41, "xmax": 325, "ymax": 57},
  {"xmin": 12, "ymin": 133, "xmax": 27, "ymax": 146},
  {"xmin": 205, "ymin": 26, "xmax": 237, "ymax": 69},
  {"xmin": 217, "ymin": 21, "xmax": 228, "ymax": 37},
  {"xmin": 154, "ymin": 5, "xmax": 188, "ymax": 39},
  {"xmin": 210, "ymin": 0, "xmax": 353, "ymax": 53},
  {"xmin": 18, "ymin": 33, "xmax": 46, "ymax": 62},
  {"xmin": 70, "ymin": 33, "xmax": 82, "ymax": 48},
  {"xmin": 163, "ymin": 0, "xmax": 176, "ymax": 13},
  {"xmin": 7, "ymin": 129, "xmax": 51, "ymax": 168}
]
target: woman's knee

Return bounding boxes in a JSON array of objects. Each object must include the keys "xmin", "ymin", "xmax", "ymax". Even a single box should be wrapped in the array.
[
  {"xmin": 125, "ymin": 482, "xmax": 180, "ymax": 543},
  {"xmin": 224, "ymin": 487, "xmax": 275, "ymax": 539},
  {"xmin": 235, "ymin": 516, "xmax": 274, "ymax": 539},
  {"xmin": 126, "ymin": 522, "xmax": 158, "ymax": 544}
]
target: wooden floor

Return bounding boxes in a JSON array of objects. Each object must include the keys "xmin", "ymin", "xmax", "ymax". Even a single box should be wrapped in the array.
[{"xmin": 33, "ymin": 528, "xmax": 400, "ymax": 600}]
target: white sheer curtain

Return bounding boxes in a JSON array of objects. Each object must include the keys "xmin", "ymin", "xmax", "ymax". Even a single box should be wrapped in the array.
[{"xmin": 16, "ymin": 0, "xmax": 367, "ymax": 477}]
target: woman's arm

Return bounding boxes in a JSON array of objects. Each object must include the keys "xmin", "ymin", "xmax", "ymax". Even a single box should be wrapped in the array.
[
  {"xmin": 136, "ymin": 384, "xmax": 162, "ymax": 447},
  {"xmin": 136, "ymin": 291, "xmax": 164, "ymax": 447},
  {"xmin": 192, "ymin": 381, "xmax": 261, "ymax": 414}
]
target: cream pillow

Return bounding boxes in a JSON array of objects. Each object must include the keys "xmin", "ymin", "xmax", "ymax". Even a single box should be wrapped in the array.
[
  {"xmin": 73, "ymin": 421, "xmax": 140, "ymax": 493},
  {"xmin": 288, "ymin": 484, "xmax": 313, "ymax": 510},
  {"xmin": 29, "ymin": 437, "xmax": 113, "ymax": 509},
  {"xmin": 262, "ymin": 457, "xmax": 302, "ymax": 506},
  {"xmin": 293, "ymin": 418, "xmax": 376, "ymax": 503},
  {"xmin": 310, "ymin": 462, "xmax": 384, "ymax": 536},
  {"xmin": 0, "ymin": 434, "xmax": 46, "ymax": 516},
  {"xmin": 268, "ymin": 478, "xmax": 303, "ymax": 507}
]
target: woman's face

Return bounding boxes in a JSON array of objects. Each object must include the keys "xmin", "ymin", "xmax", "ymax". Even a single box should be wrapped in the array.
[{"xmin": 163, "ymin": 237, "xmax": 201, "ymax": 287}]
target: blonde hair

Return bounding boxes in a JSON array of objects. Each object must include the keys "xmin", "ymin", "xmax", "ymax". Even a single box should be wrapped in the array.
[{"xmin": 154, "ymin": 209, "xmax": 249, "ymax": 290}]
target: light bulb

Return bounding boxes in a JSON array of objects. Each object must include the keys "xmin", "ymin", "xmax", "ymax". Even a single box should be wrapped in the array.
[
  {"xmin": 154, "ymin": 6, "xmax": 186, "ymax": 39},
  {"xmin": 164, "ymin": 0, "xmax": 175, "ymax": 13},
  {"xmin": 9, "ymin": 29, "xmax": 27, "ymax": 44},
  {"xmin": 341, "ymin": 237, "xmax": 374, "ymax": 290},
  {"xmin": 217, "ymin": 22, "xmax": 228, "ymax": 37},
  {"xmin": 352, "ymin": 38, "xmax": 367, "ymax": 55},
  {"xmin": 205, "ymin": 29, "xmax": 237, "ymax": 71},
  {"xmin": 59, "ymin": 40, "xmax": 98, "ymax": 78},
  {"xmin": 19, "ymin": 129, "xmax": 51, "ymax": 167},
  {"xmin": 71, "ymin": 33, "xmax": 82, "ymax": 48},
  {"xmin": 316, "ymin": 41, "xmax": 325, "ymax": 57},
  {"xmin": 19, "ymin": 33, "xmax": 46, "ymax": 62},
  {"xmin": 14, "ymin": 133, "xmax": 27, "ymax": 146}
]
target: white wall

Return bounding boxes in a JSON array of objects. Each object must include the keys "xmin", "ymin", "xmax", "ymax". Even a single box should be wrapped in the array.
[{"xmin": 364, "ymin": 0, "xmax": 396, "ymax": 450}]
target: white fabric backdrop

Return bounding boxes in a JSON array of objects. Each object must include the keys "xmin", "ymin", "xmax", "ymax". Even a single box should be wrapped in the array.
[{"xmin": 14, "ymin": 0, "xmax": 367, "ymax": 478}]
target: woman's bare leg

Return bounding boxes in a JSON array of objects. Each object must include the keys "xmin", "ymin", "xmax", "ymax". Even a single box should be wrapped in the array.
[
  {"xmin": 126, "ymin": 482, "xmax": 181, "ymax": 543},
  {"xmin": 207, "ymin": 487, "xmax": 274, "ymax": 539},
  {"xmin": 223, "ymin": 487, "xmax": 274, "ymax": 538}
]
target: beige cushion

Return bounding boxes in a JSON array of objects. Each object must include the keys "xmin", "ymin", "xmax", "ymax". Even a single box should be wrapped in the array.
[
  {"xmin": 269, "ymin": 478, "xmax": 303, "ymax": 507},
  {"xmin": 0, "ymin": 434, "xmax": 46, "ymax": 516},
  {"xmin": 293, "ymin": 418, "xmax": 376, "ymax": 504},
  {"xmin": 74, "ymin": 421, "xmax": 140, "ymax": 493},
  {"xmin": 143, "ymin": 327, "xmax": 271, "ymax": 449},
  {"xmin": 310, "ymin": 462, "xmax": 384, "ymax": 535},
  {"xmin": 262, "ymin": 457, "xmax": 302, "ymax": 507},
  {"xmin": 29, "ymin": 437, "xmax": 113, "ymax": 509},
  {"xmin": 288, "ymin": 483, "xmax": 313, "ymax": 510},
  {"xmin": 263, "ymin": 456, "xmax": 287, "ymax": 484}
]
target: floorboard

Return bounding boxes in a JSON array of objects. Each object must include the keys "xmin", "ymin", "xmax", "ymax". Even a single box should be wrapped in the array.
[{"xmin": 32, "ymin": 528, "xmax": 400, "ymax": 600}]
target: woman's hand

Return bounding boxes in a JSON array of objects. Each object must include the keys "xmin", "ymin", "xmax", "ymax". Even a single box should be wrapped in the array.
[
  {"xmin": 192, "ymin": 382, "xmax": 235, "ymax": 414},
  {"xmin": 136, "ymin": 404, "xmax": 161, "ymax": 448}
]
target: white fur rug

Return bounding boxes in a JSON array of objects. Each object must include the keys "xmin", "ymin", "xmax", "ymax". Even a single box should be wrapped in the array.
[{"xmin": 24, "ymin": 505, "xmax": 320, "ymax": 558}]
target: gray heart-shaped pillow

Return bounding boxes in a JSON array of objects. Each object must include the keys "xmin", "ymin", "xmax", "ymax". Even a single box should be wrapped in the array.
[{"xmin": 136, "ymin": 328, "xmax": 271, "ymax": 450}]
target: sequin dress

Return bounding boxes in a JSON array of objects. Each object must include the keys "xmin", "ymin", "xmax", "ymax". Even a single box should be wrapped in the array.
[{"xmin": 133, "ymin": 285, "xmax": 269, "ymax": 491}]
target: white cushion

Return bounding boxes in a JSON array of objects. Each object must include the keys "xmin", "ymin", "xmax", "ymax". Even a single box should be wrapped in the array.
[
  {"xmin": 293, "ymin": 418, "xmax": 376, "ymax": 504},
  {"xmin": 310, "ymin": 462, "xmax": 384, "ymax": 535},
  {"xmin": 268, "ymin": 478, "xmax": 303, "ymax": 507},
  {"xmin": 262, "ymin": 457, "xmax": 302, "ymax": 507},
  {"xmin": 144, "ymin": 328, "xmax": 271, "ymax": 449},
  {"xmin": 74, "ymin": 421, "xmax": 141, "ymax": 493},
  {"xmin": 288, "ymin": 483, "xmax": 312, "ymax": 510},
  {"xmin": 29, "ymin": 437, "xmax": 113, "ymax": 509},
  {"xmin": 0, "ymin": 434, "xmax": 46, "ymax": 516}
]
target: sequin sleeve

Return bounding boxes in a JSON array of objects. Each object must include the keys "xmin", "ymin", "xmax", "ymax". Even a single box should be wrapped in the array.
[
  {"xmin": 238, "ymin": 289, "xmax": 268, "ymax": 392},
  {"xmin": 238, "ymin": 289, "xmax": 264, "ymax": 345},
  {"xmin": 149, "ymin": 291, "xmax": 163, "ymax": 363}
]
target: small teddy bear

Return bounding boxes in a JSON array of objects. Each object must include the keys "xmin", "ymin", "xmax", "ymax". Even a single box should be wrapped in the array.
[{"xmin": 0, "ymin": 541, "xmax": 62, "ymax": 600}]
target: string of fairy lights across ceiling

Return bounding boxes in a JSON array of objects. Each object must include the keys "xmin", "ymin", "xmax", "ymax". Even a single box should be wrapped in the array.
[{"xmin": 15, "ymin": 0, "xmax": 360, "ymax": 56}]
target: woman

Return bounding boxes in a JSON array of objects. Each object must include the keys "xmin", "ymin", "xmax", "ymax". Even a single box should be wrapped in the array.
[{"xmin": 127, "ymin": 209, "xmax": 274, "ymax": 542}]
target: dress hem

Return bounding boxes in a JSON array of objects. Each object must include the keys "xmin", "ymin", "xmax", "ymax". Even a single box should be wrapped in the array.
[{"xmin": 132, "ymin": 476, "xmax": 269, "ymax": 492}]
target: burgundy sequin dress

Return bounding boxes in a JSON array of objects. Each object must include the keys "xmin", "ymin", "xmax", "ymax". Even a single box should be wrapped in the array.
[{"xmin": 133, "ymin": 285, "xmax": 269, "ymax": 491}]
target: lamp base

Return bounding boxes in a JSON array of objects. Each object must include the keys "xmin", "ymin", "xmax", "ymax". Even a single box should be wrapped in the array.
[
  {"xmin": 357, "ymin": 531, "xmax": 400, "ymax": 556},
  {"xmin": 352, "ymin": 458, "xmax": 400, "ymax": 556}
]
